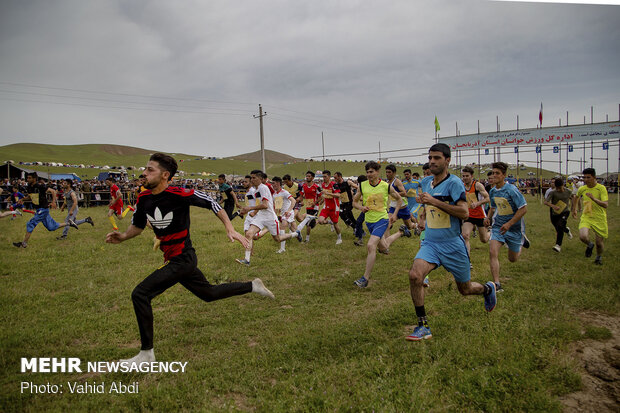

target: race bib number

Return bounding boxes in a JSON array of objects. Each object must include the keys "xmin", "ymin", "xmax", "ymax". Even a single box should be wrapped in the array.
[
  {"xmin": 340, "ymin": 192, "xmax": 349, "ymax": 203},
  {"xmin": 304, "ymin": 198, "xmax": 315, "ymax": 208},
  {"xmin": 365, "ymin": 193, "xmax": 385, "ymax": 212},
  {"xmin": 583, "ymin": 198, "xmax": 592, "ymax": 215},
  {"xmin": 553, "ymin": 200, "xmax": 566, "ymax": 214},
  {"xmin": 406, "ymin": 188, "xmax": 417, "ymax": 197},
  {"xmin": 466, "ymin": 192, "xmax": 478, "ymax": 208},
  {"xmin": 426, "ymin": 205, "xmax": 450, "ymax": 229},
  {"xmin": 274, "ymin": 196, "xmax": 284, "ymax": 211},
  {"xmin": 29, "ymin": 193, "xmax": 40, "ymax": 205},
  {"xmin": 323, "ymin": 189, "xmax": 333, "ymax": 199},
  {"xmin": 494, "ymin": 197, "xmax": 514, "ymax": 216}
]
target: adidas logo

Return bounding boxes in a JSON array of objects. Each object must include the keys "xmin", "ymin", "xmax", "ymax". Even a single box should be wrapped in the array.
[{"xmin": 146, "ymin": 207, "xmax": 173, "ymax": 229}]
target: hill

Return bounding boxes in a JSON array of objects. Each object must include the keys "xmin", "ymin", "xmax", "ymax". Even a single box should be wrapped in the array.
[{"xmin": 229, "ymin": 149, "xmax": 303, "ymax": 164}]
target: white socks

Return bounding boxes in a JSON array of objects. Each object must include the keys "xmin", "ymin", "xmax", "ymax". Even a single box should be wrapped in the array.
[
  {"xmin": 252, "ymin": 278, "xmax": 275, "ymax": 299},
  {"xmin": 120, "ymin": 349, "xmax": 155, "ymax": 365},
  {"xmin": 280, "ymin": 230, "xmax": 286, "ymax": 250}
]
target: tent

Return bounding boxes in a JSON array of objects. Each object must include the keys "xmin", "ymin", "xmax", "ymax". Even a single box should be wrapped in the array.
[
  {"xmin": 0, "ymin": 164, "xmax": 50, "ymax": 180},
  {"xmin": 50, "ymin": 173, "xmax": 81, "ymax": 182}
]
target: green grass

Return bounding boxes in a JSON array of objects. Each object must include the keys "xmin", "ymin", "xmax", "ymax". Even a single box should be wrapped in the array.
[{"xmin": 0, "ymin": 195, "xmax": 618, "ymax": 412}]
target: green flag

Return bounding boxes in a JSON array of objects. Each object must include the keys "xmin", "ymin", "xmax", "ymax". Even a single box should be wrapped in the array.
[{"xmin": 434, "ymin": 116, "xmax": 440, "ymax": 132}]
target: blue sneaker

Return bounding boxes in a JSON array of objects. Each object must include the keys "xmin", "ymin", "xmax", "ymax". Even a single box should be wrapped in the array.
[
  {"xmin": 484, "ymin": 281, "xmax": 497, "ymax": 312},
  {"xmin": 354, "ymin": 276, "xmax": 368, "ymax": 288},
  {"xmin": 423, "ymin": 276, "xmax": 430, "ymax": 288},
  {"xmin": 235, "ymin": 258, "xmax": 250, "ymax": 266},
  {"xmin": 406, "ymin": 325, "xmax": 432, "ymax": 341},
  {"xmin": 399, "ymin": 225, "xmax": 411, "ymax": 238},
  {"xmin": 295, "ymin": 230, "xmax": 303, "ymax": 242}
]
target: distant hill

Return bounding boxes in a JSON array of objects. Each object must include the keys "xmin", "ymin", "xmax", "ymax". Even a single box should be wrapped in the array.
[{"xmin": 227, "ymin": 149, "xmax": 303, "ymax": 164}]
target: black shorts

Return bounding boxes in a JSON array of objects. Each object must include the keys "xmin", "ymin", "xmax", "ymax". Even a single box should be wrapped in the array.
[{"xmin": 465, "ymin": 217, "xmax": 485, "ymax": 227}]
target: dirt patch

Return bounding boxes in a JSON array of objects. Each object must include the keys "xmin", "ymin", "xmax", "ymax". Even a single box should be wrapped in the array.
[{"xmin": 559, "ymin": 311, "xmax": 620, "ymax": 412}]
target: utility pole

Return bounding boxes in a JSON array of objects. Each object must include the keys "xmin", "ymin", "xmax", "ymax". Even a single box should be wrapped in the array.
[
  {"xmin": 321, "ymin": 132, "xmax": 326, "ymax": 171},
  {"xmin": 253, "ymin": 104, "xmax": 267, "ymax": 172}
]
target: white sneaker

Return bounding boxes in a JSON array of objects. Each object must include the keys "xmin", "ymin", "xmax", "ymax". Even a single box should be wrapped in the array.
[
  {"xmin": 335, "ymin": 238, "xmax": 342, "ymax": 245},
  {"xmin": 120, "ymin": 349, "xmax": 155, "ymax": 366},
  {"xmin": 252, "ymin": 278, "xmax": 275, "ymax": 299},
  {"xmin": 566, "ymin": 227, "xmax": 573, "ymax": 240},
  {"xmin": 276, "ymin": 248, "xmax": 286, "ymax": 254},
  {"xmin": 552, "ymin": 244, "xmax": 561, "ymax": 252}
]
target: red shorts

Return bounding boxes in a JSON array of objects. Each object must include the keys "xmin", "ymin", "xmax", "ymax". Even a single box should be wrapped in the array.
[
  {"xmin": 110, "ymin": 201, "xmax": 123, "ymax": 216},
  {"xmin": 319, "ymin": 208, "xmax": 339, "ymax": 223}
]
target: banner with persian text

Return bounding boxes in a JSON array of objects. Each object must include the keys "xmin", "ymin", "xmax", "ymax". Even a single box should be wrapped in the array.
[{"xmin": 438, "ymin": 121, "xmax": 620, "ymax": 150}]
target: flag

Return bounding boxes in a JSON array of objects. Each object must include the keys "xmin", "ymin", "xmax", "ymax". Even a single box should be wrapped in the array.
[
  {"xmin": 434, "ymin": 116, "xmax": 440, "ymax": 132},
  {"xmin": 539, "ymin": 103, "xmax": 543, "ymax": 126}
]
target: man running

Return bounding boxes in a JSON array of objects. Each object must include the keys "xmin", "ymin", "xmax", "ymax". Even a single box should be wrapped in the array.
[
  {"xmin": 352, "ymin": 161, "xmax": 407, "ymax": 288},
  {"xmin": 461, "ymin": 166, "xmax": 490, "ymax": 256},
  {"xmin": 106, "ymin": 177, "xmax": 133, "ymax": 230},
  {"xmin": 317, "ymin": 170, "xmax": 343, "ymax": 245},
  {"xmin": 57, "ymin": 179, "xmax": 93, "ymax": 240},
  {"xmin": 403, "ymin": 169, "xmax": 422, "ymax": 221},
  {"xmin": 236, "ymin": 170, "xmax": 301, "ymax": 265},
  {"xmin": 406, "ymin": 144, "xmax": 496, "ymax": 341},
  {"xmin": 571, "ymin": 168, "xmax": 608, "ymax": 265},
  {"xmin": 106, "ymin": 153, "xmax": 274, "ymax": 365},
  {"xmin": 543, "ymin": 177, "xmax": 573, "ymax": 252},
  {"xmin": 296, "ymin": 171, "xmax": 320, "ymax": 242},
  {"xmin": 282, "ymin": 174, "xmax": 301, "ymax": 232},
  {"xmin": 334, "ymin": 172, "xmax": 357, "ymax": 229},
  {"xmin": 271, "ymin": 176, "xmax": 297, "ymax": 253},
  {"xmin": 484, "ymin": 162, "xmax": 528, "ymax": 292},
  {"xmin": 13, "ymin": 173, "xmax": 78, "ymax": 248},
  {"xmin": 218, "ymin": 174, "xmax": 241, "ymax": 221},
  {"xmin": 385, "ymin": 164, "xmax": 414, "ymax": 236}
]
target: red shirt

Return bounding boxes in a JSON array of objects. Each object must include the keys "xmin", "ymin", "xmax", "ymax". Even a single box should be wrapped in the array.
[
  {"xmin": 321, "ymin": 181, "xmax": 340, "ymax": 210},
  {"xmin": 301, "ymin": 182, "xmax": 320, "ymax": 210},
  {"xmin": 110, "ymin": 184, "xmax": 122, "ymax": 205}
]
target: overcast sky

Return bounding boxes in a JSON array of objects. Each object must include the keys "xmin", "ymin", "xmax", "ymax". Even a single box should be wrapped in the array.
[{"xmin": 0, "ymin": 0, "xmax": 619, "ymax": 168}]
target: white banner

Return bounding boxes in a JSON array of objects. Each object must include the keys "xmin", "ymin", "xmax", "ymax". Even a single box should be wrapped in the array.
[{"xmin": 438, "ymin": 121, "xmax": 620, "ymax": 151}]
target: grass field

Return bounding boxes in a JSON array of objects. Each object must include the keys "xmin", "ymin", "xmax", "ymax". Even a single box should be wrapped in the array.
[{"xmin": 1, "ymin": 195, "xmax": 618, "ymax": 412}]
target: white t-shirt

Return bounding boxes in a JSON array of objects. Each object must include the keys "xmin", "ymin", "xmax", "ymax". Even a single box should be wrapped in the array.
[
  {"xmin": 255, "ymin": 184, "xmax": 277, "ymax": 221},
  {"xmin": 273, "ymin": 189, "xmax": 293, "ymax": 215}
]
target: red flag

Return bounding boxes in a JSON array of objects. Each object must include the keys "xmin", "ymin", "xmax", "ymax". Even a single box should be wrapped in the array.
[{"xmin": 539, "ymin": 102, "xmax": 543, "ymax": 126}]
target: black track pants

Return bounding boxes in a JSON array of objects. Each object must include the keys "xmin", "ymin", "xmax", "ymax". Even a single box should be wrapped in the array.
[{"xmin": 131, "ymin": 249, "xmax": 252, "ymax": 350}]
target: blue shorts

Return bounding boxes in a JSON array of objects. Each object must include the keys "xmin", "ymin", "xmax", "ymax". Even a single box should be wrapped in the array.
[
  {"xmin": 491, "ymin": 227, "xmax": 523, "ymax": 253},
  {"xmin": 366, "ymin": 218, "xmax": 389, "ymax": 238},
  {"xmin": 388, "ymin": 206, "xmax": 412, "ymax": 221},
  {"xmin": 26, "ymin": 208, "xmax": 60, "ymax": 233},
  {"xmin": 408, "ymin": 203, "xmax": 421, "ymax": 219},
  {"xmin": 414, "ymin": 236, "xmax": 471, "ymax": 283}
]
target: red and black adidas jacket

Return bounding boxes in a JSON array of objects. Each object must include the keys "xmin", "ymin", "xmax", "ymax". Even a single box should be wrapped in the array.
[{"xmin": 132, "ymin": 187, "xmax": 222, "ymax": 261}]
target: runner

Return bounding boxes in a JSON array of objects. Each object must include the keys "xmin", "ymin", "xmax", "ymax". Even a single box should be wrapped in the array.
[
  {"xmin": 218, "ymin": 174, "xmax": 241, "ymax": 221},
  {"xmin": 571, "ymin": 168, "xmax": 608, "ymax": 265},
  {"xmin": 484, "ymin": 162, "xmax": 529, "ymax": 292},
  {"xmin": 317, "ymin": 170, "xmax": 343, "ymax": 245},
  {"xmin": 57, "ymin": 179, "xmax": 93, "ymax": 240},
  {"xmin": 385, "ymin": 164, "xmax": 414, "ymax": 236},
  {"xmin": 402, "ymin": 169, "xmax": 422, "ymax": 222},
  {"xmin": 460, "ymin": 166, "xmax": 490, "ymax": 256},
  {"xmin": 334, "ymin": 172, "xmax": 357, "ymax": 229},
  {"xmin": 296, "ymin": 171, "xmax": 320, "ymax": 243},
  {"xmin": 282, "ymin": 174, "xmax": 300, "ymax": 232},
  {"xmin": 271, "ymin": 176, "xmax": 297, "ymax": 253},
  {"xmin": 352, "ymin": 161, "xmax": 408, "ymax": 288},
  {"xmin": 13, "ymin": 173, "xmax": 78, "ymax": 248},
  {"xmin": 543, "ymin": 177, "xmax": 573, "ymax": 252},
  {"xmin": 106, "ymin": 177, "xmax": 134, "ymax": 230},
  {"xmin": 105, "ymin": 153, "xmax": 274, "ymax": 365},
  {"xmin": 406, "ymin": 144, "xmax": 496, "ymax": 341}
]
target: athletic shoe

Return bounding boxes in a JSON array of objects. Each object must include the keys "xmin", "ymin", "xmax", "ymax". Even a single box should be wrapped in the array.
[
  {"xmin": 295, "ymin": 230, "xmax": 303, "ymax": 242},
  {"xmin": 585, "ymin": 242, "xmax": 594, "ymax": 258},
  {"xmin": 276, "ymin": 248, "xmax": 286, "ymax": 254},
  {"xmin": 406, "ymin": 325, "xmax": 432, "ymax": 341},
  {"xmin": 423, "ymin": 276, "xmax": 430, "ymax": 288},
  {"xmin": 85, "ymin": 216, "xmax": 94, "ymax": 226},
  {"xmin": 594, "ymin": 256, "xmax": 602, "ymax": 265},
  {"xmin": 354, "ymin": 238, "xmax": 363, "ymax": 246},
  {"xmin": 68, "ymin": 219, "xmax": 79, "ymax": 229},
  {"xmin": 378, "ymin": 248, "xmax": 389, "ymax": 255},
  {"xmin": 495, "ymin": 282, "xmax": 504, "ymax": 293},
  {"xmin": 15, "ymin": 209, "xmax": 22, "ymax": 216},
  {"xmin": 13, "ymin": 242, "xmax": 26, "ymax": 248},
  {"xmin": 56, "ymin": 235, "xmax": 67, "ymax": 240},
  {"xmin": 522, "ymin": 234, "xmax": 530, "ymax": 249},
  {"xmin": 399, "ymin": 225, "xmax": 412, "ymax": 238},
  {"xmin": 566, "ymin": 227, "xmax": 573, "ymax": 240},
  {"xmin": 252, "ymin": 278, "xmax": 275, "ymax": 299},
  {"xmin": 230, "ymin": 212, "xmax": 239, "ymax": 221},
  {"xmin": 413, "ymin": 226, "xmax": 422, "ymax": 236},
  {"xmin": 235, "ymin": 258, "xmax": 250, "ymax": 266},
  {"xmin": 472, "ymin": 228, "xmax": 477, "ymax": 238},
  {"xmin": 552, "ymin": 244, "xmax": 561, "ymax": 253},
  {"xmin": 335, "ymin": 238, "xmax": 342, "ymax": 245},
  {"xmin": 354, "ymin": 276, "xmax": 368, "ymax": 288},
  {"xmin": 483, "ymin": 281, "xmax": 497, "ymax": 312}
]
